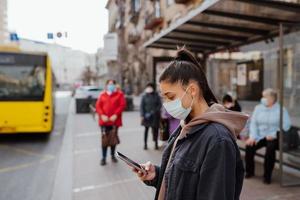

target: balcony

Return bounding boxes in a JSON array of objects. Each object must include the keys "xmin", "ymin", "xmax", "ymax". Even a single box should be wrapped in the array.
[
  {"xmin": 129, "ymin": 0, "xmax": 141, "ymax": 24},
  {"xmin": 175, "ymin": 0, "xmax": 192, "ymax": 3},
  {"xmin": 128, "ymin": 32, "xmax": 140, "ymax": 44},
  {"xmin": 144, "ymin": 13, "xmax": 163, "ymax": 30},
  {"xmin": 129, "ymin": 12, "xmax": 139, "ymax": 24}
]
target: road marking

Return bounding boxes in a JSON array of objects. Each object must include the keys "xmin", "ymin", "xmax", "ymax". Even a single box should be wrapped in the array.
[
  {"xmin": 0, "ymin": 145, "xmax": 55, "ymax": 159},
  {"xmin": 0, "ymin": 145, "xmax": 55, "ymax": 173},
  {"xmin": 75, "ymin": 128, "xmax": 144, "ymax": 138},
  {"xmin": 76, "ymin": 132, "xmax": 99, "ymax": 137},
  {"xmin": 0, "ymin": 157, "xmax": 54, "ymax": 173},
  {"xmin": 73, "ymin": 177, "xmax": 138, "ymax": 193},
  {"xmin": 121, "ymin": 128, "xmax": 144, "ymax": 133},
  {"xmin": 74, "ymin": 148, "xmax": 98, "ymax": 155},
  {"xmin": 0, "ymin": 162, "xmax": 36, "ymax": 173},
  {"xmin": 51, "ymin": 130, "xmax": 62, "ymax": 136}
]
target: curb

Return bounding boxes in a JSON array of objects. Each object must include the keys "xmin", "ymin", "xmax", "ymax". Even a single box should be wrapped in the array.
[{"xmin": 50, "ymin": 99, "xmax": 74, "ymax": 200}]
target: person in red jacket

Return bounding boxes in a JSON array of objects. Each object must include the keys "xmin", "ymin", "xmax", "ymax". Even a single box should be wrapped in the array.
[{"xmin": 95, "ymin": 79, "xmax": 126, "ymax": 166}]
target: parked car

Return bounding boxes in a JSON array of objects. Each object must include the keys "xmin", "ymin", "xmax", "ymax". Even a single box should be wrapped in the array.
[{"xmin": 74, "ymin": 86, "xmax": 102, "ymax": 113}]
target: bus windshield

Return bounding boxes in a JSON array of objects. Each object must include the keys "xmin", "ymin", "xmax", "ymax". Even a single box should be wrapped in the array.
[{"xmin": 0, "ymin": 65, "xmax": 46, "ymax": 101}]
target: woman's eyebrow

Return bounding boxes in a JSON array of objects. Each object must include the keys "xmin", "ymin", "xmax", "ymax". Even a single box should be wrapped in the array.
[{"xmin": 163, "ymin": 91, "xmax": 175, "ymax": 96}]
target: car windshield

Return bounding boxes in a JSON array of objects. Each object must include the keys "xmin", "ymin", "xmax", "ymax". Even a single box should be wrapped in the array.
[
  {"xmin": 78, "ymin": 87, "xmax": 101, "ymax": 92},
  {"xmin": 88, "ymin": 88, "xmax": 102, "ymax": 92}
]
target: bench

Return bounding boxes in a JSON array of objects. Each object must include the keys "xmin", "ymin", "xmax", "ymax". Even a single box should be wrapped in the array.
[{"xmin": 237, "ymin": 126, "xmax": 300, "ymax": 176}]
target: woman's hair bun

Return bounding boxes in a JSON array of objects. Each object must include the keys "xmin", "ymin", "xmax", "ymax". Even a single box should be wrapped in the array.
[
  {"xmin": 175, "ymin": 46, "xmax": 201, "ymax": 68},
  {"xmin": 159, "ymin": 46, "xmax": 218, "ymax": 104}
]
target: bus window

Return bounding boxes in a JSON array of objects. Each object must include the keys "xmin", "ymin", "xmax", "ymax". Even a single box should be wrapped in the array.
[{"xmin": 0, "ymin": 65, "xmax": 46, "ymax": 101}]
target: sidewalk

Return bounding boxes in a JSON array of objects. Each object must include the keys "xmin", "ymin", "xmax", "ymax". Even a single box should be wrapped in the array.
[
  {"xmin": 72, "ymin": 110, "xmax": 162, "ymax": 200},
  {"xmin": 71, "ymin": 108, "xmax": 300, "ymax": 200}
]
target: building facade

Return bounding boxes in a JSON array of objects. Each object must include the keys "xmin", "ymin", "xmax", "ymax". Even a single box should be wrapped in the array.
[
  {"xmin": 19, "ymin": 39, "xmax": 97, "ymax": 87},
  {"xmin": 0, "ymin": 0, "xmax": 8, "ymax": 44},
  {"xmin": 95, "ymin": 48, "xmax": 109, "ymax": 87},
  {"xmin": 105, "ymin": 0, "xmax": 204, "ymax": 94},
  {"xmin": 106, "ymin": 0, "xmax": 300, "ymax": 127}
]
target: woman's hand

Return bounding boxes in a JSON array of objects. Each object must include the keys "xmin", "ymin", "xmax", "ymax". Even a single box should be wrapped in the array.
[
  {"xmin": 266, "ymin": 135, "xmax": 275, "ymax": 141},
  {"xmin": 109, "ymin": 114, "xmax": 117, "ymax": 122},
  {"xmin": 133, "ymin": 161, "xmax": 156, "ymax": 181},
  {"xmin": 246, "ymin": 138, "xmax": 256, "ymax": 146},
  {"xmin": 101, "ymin": 115, "xmax": 109, "ymax": 122}
]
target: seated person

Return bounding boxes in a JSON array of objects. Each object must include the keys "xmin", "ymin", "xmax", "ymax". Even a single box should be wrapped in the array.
[
  {"xmin": 245, "ymin": 88, "xmax": 291, "ymax": 184},
  {"xmin": 222, "ymin": 94, "xmax": 241, "ymax": 112}
]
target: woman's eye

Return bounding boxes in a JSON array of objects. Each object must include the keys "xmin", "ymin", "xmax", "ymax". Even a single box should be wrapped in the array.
[
  {"xmin": 162, "ymin": 97, "xmax": 169, "ymax": 102},
  {"xmin": 168, "ymin": 96, "xmax": 175, "ymax": 101},
  {"xmin": 162, "ymin": 96, "xmax": 173, "ymax": 102}
]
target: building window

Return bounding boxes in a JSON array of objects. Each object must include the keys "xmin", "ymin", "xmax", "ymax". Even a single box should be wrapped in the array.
[
  {"xmin": 131, "ymin": 0, "xmax": 141, "ymax": 13},
  {"xmin": 167, "ymin": 0, "xmax": 175, "ymax": 6},
  {"xmin": 155, "ymin": 0, "xmax": 161, "ymax": 17}
]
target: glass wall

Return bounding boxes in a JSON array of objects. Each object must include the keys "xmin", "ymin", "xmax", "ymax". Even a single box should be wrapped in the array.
[
  {"xmin": 281, "ymin": 27, "xmax": 300, "ymax": 186},
  {"xmin": 209, "ymin": 29, "xmax": 300, "ymax": 186}
]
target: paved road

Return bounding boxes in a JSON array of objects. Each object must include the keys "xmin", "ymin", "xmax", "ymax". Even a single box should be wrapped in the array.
[{"xmin": 0, "ymin": 91, "xmax": 71, "ymax": 200}]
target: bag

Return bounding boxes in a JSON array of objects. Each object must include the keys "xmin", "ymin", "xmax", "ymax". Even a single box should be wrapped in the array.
[
  {"xmin": 159, "ymin": 119, "xmax": 169, "ymax": 141},
  {"xmin": 101, "ymin": 126, "xmax": 120, "ymax": 147},
  {"xmin": 283, "ymin": 127, "xmax": 300, "ymax": 151}
]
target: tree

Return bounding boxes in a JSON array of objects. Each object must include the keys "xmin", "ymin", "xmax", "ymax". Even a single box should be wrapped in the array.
[{"xmin": 81, "ymin": 66, "xmax": 96, "ymax": 86}]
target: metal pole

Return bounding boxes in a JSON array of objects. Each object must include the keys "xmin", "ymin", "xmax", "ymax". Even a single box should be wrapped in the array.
[
  {"xmin": 153, "ymin": 57, "xmax": 157, "ymax": 91},
  {"xmin": 202, "ymin": 54, "xmax": 208, "ymax": 73},
  {"xmin": 278, "ymin": 23, "xmax": 284, "ymax": 186}
]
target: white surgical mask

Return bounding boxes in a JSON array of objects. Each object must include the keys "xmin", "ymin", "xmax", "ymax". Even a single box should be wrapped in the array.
[
  {"xmin": 261, "ymin": 97, "xmax": 268, "ymax": 107},
  {"xmin": 145, "ymin": 87, "xmax": 154, "ymax": 93},
  {"xmin": 163, "ymin": 87, "xmax": 194, "ymax": 120},
  {"xmin": 224, "ymin": 102, "xmax": 233, "ymax": 109},
  {"xmin": 107, "ymin": 84, "xmax": 116, "ymax": 93}
]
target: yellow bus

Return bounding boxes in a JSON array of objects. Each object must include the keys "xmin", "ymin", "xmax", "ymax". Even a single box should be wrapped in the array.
[{"xmin": 0, "ymin": 49, "xmax": 55, "ymax": 134}]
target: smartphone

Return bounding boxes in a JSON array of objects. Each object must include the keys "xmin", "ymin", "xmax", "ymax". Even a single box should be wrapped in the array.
[{"xmin": 116, "ymin": 151, "xmax": 147, "ymax": 174}]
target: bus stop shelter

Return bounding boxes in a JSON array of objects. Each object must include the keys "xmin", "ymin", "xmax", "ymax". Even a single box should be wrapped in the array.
[{"xmin": 143, "ymin": 0, "xmax": 300, "ymax": 186}]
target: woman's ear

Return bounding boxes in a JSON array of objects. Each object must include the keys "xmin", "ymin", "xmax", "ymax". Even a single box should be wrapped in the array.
[{"xmin": 189, "ymin": 82, "xmax": 198, "ymax": 97}]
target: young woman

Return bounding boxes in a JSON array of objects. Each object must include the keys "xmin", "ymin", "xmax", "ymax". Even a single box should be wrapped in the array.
[
  {"xmin": 95, "ymin": 80, "xmax": 126, "ymax": 166},
  {"xmin": 133, "ymin": 48, "xmax": 248, "ymax": 200}
]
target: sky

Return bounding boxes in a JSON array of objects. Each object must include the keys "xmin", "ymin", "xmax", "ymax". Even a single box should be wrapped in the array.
[{"xmin": 8, "ymin": 0, "xmax": 108, "ymax": 53}]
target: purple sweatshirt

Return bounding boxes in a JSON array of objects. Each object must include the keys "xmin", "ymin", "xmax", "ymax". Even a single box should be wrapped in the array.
[{"xmin": 161, "ymin": 108, "xmax": 180, "ymax": 134}]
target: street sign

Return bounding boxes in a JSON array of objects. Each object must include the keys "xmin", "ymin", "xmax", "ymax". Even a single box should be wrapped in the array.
[
  {"xmin": 9, "ymin": 33, "xmax": 19, "ymax": 41},
  {"xmin": 47, "ymin": 33, "xmax": 54, "ymax": 39},
  {"xmin": 57, "ymin": 32, "xmax": 62, "ymax": 38},
  {"xmin": 47, "ymin": 32, "xmax": 68, "ymax": 39},
  {"xmin": 103, "ymin": 33, "xmax": 118, "ymax": 61}
]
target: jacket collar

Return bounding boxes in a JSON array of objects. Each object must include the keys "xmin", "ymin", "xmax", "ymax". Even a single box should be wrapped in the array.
[
  {"xmin": 104, "ymin": 90, "xmax": 118, "ymax": 96},
  {"xmin": 171, "ymin": 123, "xmax": 208, "ymax": 141},
  {"xmin": 187, "ymin": 123, "xmax": 209, "ymax": 136}
]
